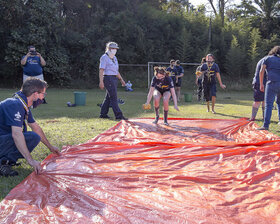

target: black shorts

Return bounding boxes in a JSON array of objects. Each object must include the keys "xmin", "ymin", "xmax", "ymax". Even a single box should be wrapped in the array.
[
  {"xmin": 155, "ymin": 88, "xmax": 171, "ymax": 96},
  {"xmin": 253, "ymin": 84, "xmax": 265, "ymax": 102},
  {"xmin": 175, "ymin": 77, "xmax": 182, "ymax": 87}
]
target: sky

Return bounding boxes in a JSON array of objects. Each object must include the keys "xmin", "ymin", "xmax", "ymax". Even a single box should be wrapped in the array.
[{"xmin": 189, "ymin": 0, "xmax": 241, "ymax": 8}]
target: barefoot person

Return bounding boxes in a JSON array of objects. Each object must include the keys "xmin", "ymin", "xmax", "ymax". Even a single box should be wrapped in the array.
[{"xmin": 145, "ymin": 66, "xmax": 179, "ymax": 125}]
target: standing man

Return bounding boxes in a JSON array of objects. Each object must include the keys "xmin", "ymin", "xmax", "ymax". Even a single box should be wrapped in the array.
[
  {"xmin": 200, "ymin": 54, "xmax": 226, "ymax": 113},
  {"xmin": 166, "ymin": 59, "xmax": 176, "ymax": 86},
  {"xmin": 99, "ymin": 42, "xmax": 127, "ymax": 120},
  {"xmin": 258, "ymin": 46, "xmax": 280, "ymax": 130},
  {"xmin": 0, "ymin": 78, "xmax": 60, "ymax": 177},
  {"xmin": 21, "ymin": 46, "xmax": 47, "ymax": 104},
  {"xmin": 174, "ymin": 60, "xmax": 184, "ymax": 102}
]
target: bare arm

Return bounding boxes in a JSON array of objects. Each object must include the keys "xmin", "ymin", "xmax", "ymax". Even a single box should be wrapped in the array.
[
  {"xmin": 116, "ymin": 72, "xmax": 126, "ymax": 86},
  {"xmin": 21, "ymin": 53, "xmax": 31, "ymax": 66},
  {"xmin": 170, "ymin": 88, "xmax": 179, "ymax": 111},
  {"xmin": 99, "ymin": 68, "xmax": 105, "ymax": 89},
  {"xmin": 12, "ymin": 126, "xmax": 42, "ymax": 174},
  {"xmin": 216, "ymin": 72, "xmax": 226, "ymax": 89},
  {"xmin": 259, "ymin": 64, "xmax": 266, "ymax": 92},
  {"xmin": 28, "ymin": 122, "xmax": 60, "ymax": 155},
  {"xmin": 146, "ymin": 87, "xmax": 155, "ymax": 104},
  {"xmin": 37, "ymin": 53, "xmax": 46, "ymax": 66}
]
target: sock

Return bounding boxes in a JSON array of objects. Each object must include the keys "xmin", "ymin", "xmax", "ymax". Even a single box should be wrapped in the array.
[
  {"xmin": 251, "ymin": 107, "xmax": 259, "ymax": 120},
  {"xmin": 164, "ymin": 110, "xmax": 168, "ymax": 123},
  {"xmin": 155, "ymin": 107, "xmax": 159, "ymax": 117}
]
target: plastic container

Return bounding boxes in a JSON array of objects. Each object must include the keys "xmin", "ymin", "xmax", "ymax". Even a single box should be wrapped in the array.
[
  {"xmin": 184, "ymin": 93, "xmax": 192, "ymax": 102},
  {"xmin": 74, "ymin": 92, "xmax": 87, "ymax": 106}
]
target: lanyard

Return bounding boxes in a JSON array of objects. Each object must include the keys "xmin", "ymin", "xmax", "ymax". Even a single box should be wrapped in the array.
[{"xmin": 14, "ymin": 93, "xmax": 29, "ymax": 132}]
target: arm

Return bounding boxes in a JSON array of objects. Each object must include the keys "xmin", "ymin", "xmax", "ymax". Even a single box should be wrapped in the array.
[
  {"xmin": 28, "ymin": 122, "xmax": 60, "ymax": 155},
  {"xmin": 37, "ymin": 53, "xmax": 46, "ymax": 66},
  {"xmin": 99, "ymin": 68, "xmax": 105, "ymax": 89},
  {"xmin": 117, "ymin": 72, "xmax": 126, "ymax": 86},
  {"xmin": 170, "ymin": 88, "xmax": 179, "ymax": 111},
  {"xmin": 12, "ymin": 126, "xmax": 42, "ymax": 174},
  {"xmin": 21, "ymin": 53, "xmax": 31, "ymax": 66},
  {"xmin": 259, "ymin": 64, "xmax": 266, "ymax": 92},
  {"xmin": 178, "ymin": 72, "xmax": 184, "ymax": 78},
  {"xmin": 146, "ymin": 86, "xmax": 155, "ymax": 105},
  {"xmin": 216, "ymin": 72, "xmax": 226, "ymax": 89}
]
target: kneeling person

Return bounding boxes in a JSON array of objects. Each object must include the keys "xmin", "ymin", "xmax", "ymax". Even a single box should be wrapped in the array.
[
  {"xmin": 0, "ymin": 78, "xmax": 60, "ymax": 177},
  {"xmin": 145, "ymin": 67, "xmax": 179, "ymax": 125}
]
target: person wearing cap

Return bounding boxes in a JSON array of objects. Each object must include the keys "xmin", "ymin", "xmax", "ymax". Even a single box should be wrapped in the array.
[
  {"xmin": 200, "ymin": 54, "xmax": 226, "ymax": 113},
  {"xmin": 99, "ymin": 42, "xmax": 127, "ymax": 120},
  {"xmin": 174, "ymin": 60, "xmax": 184, "ymax": 102},
  {"xmin": 21, "ymin": 46, "xmax": 47, "ymax": 104},
  {"xmin": 166, "ymin": 59, "xmax": 176, "ymax": 87}
]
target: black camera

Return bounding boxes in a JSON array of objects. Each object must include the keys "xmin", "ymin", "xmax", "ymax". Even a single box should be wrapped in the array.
[{"xmin": 29, "ymin": 50, "xmax": 37, "ymax": 56}]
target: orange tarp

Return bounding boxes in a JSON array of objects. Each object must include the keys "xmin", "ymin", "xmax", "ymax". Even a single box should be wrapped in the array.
[{"xmin": 1, "ymin": 118, "xmax": 280, "ymax": 224}]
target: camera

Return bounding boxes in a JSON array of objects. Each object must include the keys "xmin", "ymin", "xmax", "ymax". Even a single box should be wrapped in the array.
[{"xmin": 29, "ymin": 50, "xmax": 37, "ymax": 56}]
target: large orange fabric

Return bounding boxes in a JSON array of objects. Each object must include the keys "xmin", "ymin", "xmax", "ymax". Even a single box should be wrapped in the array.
[{"xmin": 1, "ymin": 118, "xmax": 280, "ymax": 224}]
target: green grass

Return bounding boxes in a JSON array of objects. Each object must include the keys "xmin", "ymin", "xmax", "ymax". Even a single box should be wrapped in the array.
[{"xmin": 0, "ymin": 87, "xmax": 279, "ymax": 200}]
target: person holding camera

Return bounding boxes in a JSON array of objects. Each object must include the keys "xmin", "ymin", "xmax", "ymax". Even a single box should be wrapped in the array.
[{"xmin": 21, "ymin": 46, "xmax": 47, "ymax": 103}]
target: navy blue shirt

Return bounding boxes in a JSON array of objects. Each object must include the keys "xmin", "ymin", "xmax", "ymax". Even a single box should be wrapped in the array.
[
  {"xmin": 263, "ymin": 55, "xmax": 280, "ymax": 82},
  {"xmin": 0, "ymin": 91, "xmax": 35, "ymax": 136},
  {"xmin": 252, "ymin": 57, "xmax": 267, "ymax": 86},
  {"xmin": 151, "ymin": 76, "xmax": 174, "ymax": 92},
  {"xmin": 166, "ymin": 66, "xmax": 176, "ymax": 77},
  {"xmin": 200, "ymin": 63, "xmax": 220, "ymax": 85},
  {"xmin": 174, "ymin": 66, "xmax": 184, "ymax": 77},
  {"xmin": 22, "ymin": 55, "xmax": 43, "ymax": 76}
]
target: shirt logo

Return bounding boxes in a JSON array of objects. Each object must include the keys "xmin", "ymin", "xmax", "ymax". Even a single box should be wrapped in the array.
[{"xmin": 14, "ymin": 112, "xmax": 21, "ymax": 121}]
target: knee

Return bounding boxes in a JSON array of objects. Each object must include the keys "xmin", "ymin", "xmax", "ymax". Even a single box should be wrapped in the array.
[{"xmin": 25, "ymin": 132, "xmax": 41, "ymax": 146}]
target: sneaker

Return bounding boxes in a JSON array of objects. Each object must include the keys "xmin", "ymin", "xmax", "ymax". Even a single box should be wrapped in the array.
[
  {"xmin": 118, "ymin": 99, "xmax": 125, "ymax": 105},
  {"xmin": 164, "ymin": 121, "xmax": 169, "ymax": 126},
  {"xmin": 257, "ymin": 126, "xmax": 269, "ymax": 130},
  {"xmin": 278, "ymin": 122, "xmax": 280, "ymax": 126},
  {"xmin": 152, "ymin": 116, "xmax": 159, "ymax": 124},
  {"xmin": 116, "ymin": 116, "xmax": 128, "ymax": 121},
  {"xmin": 99, "ymin": 115, "xmax": 110, "ymax": 119},
  {"xmin": 0, "ymin": 164, "xmax": 18, "ymax": 177},
  {"xmin": 249, "ymin": 118, "xmax": 255, "ymax": 121}
]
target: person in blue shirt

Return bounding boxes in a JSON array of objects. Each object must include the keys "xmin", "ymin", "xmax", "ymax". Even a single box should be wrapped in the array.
[
  {"xmin": 21, "ymin": 46, "xmax": 47, "ymax": 104},
  {"xmin": 200, "ymin": 54, "xmax": 226, "ymax": 113},
  {"xmin": 0, "ymin": 78, "xmax": 60, "ymax": 177},
  {"xmin": 145, "ymin": 66, "xmax": 179, "ymax": 125},
  {"xmin": 174, "ymin": 60, "xmax": 184, "ymax": 102},
  {"xmin": 166, "ymin": 59, "xmax": 176, "ymax": 86},
  {"xmin": 249, "ymin": 57, "xmax": 268, "ymax": 121},
  {"xmin": 99, "ymin": 42, "xmax": 127, "ymax": 120},
  {"xmin": 258, "ymin": 46, "xmax": 280, "ymax": 130}
]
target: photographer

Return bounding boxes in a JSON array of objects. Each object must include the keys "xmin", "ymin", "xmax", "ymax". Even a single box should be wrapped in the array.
[{"xmin": 21, "ymin": 46, "xmax": 47, "ymax": 103}]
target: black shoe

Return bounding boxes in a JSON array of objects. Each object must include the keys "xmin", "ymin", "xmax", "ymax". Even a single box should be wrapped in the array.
[
  {"xmin": 116, "ymin": 116, "xmax": 128, "ymax": 121},
  {"xmin": 99, "ymin": 115, "xmax": 110, "ymax": 119},
  {"xmin": 164, "ymin": 121, "xmax": 169, "ymax": 126},
  {"xmin": 42, "ymin": 99, "xmax": 47, "ymax": 104},
  {"xmin": 152, "ymin": 116, "xmax": 159, "ymax": 124},
  {"xmin": 257, "ymin": 126, "xmax": 268, "ymax": 130},
  {"xmin": 0, "ymin": 164, "xmax": 18, "ymax": 177}
]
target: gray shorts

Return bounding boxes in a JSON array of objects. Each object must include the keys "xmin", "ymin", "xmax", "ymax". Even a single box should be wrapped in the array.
[{"xmin": 23, "ymin": 74, "xmax": 44, "ymax": 83}]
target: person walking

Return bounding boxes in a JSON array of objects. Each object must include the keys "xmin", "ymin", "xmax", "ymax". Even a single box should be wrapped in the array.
[
  {"xmin": 0, "ymin": 78, "xmax": 60, "ymax": 177},
  {"xmin": 200, "ymin": 54, "xmax": 226, "ymax": 113},
  {"xmin": 144, "ymin": 66, "xmax": 179, "ymax": 125},
  {"xmin": 99, "ymin": 42, "xmax": 127, "ymax": 120},
  {"xmin": 21, "ymin": 46, "xmax": 47, "ymax": 104},
  {"xmin": 258, "ymin": 46, "xmax": 280, "ymax": 130},
  {"xmin": 174, "ymin": 60, "xmax": 184, "ymax": 102},
  {"xmin": 195, "ymin": 57, "xmax": 206, "ymax": 101},
  {"xmin": 166, "ymin": 59, "xmax": 176, "ymax": 87}
]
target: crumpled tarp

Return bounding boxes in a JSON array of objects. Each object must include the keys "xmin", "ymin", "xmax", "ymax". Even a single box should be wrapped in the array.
[{"xmin": 1, "ymin": 118, "xmax": 280, "ymax": 224}]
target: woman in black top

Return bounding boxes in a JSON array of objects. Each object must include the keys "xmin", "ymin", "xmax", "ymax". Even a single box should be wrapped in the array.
[{"xmin": 145, "ymin": 66, "xmax": 179, "ymax": 125}]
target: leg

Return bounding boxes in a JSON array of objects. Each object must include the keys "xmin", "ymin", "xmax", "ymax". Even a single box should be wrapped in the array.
[
  {"xmin": 100, "ymin": 90, "xmax": 111, "ymax": 118},
  {"xmin": 163, "ymin": 91, "xmax": 171, "ymax": 125},
  {"xmin": 210, "ymin": 84, "xmax": 217, "ymax": 113},
  {"xmin": 211, "ymin": 96, "xmax": 216, "ymax": 113},
  {"xmin": 250, "ymin": 101, "xmax": 262, "ymax": 121},
  {"xmin": 262, "ymin": 82, "xmax": 276, "ymax": 129},
  {"xmin": 153, "ymin": 90, "xmax": 161, "ymax": 124},
  {"xmin": 276, "ymin": 93, "xmax": 280, "ymax": 124}
]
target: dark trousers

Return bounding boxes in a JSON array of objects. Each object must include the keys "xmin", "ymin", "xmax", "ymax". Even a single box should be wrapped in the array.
[
  {"xmin": 100, "ymin": 76, "xmax": 123, "ymax": 119},
  {"xmin": 197, "ymin": 79, "xmax": 203, "ymax": 100},
  {"xmin": 0, "ymin": 131, "xmax": 41, "ymax": 164}
]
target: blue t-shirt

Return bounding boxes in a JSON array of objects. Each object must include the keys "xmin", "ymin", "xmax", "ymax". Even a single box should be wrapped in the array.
[
  {"xmin": 263, "ymin": 55, "xmax": 280, "ymax": 82},
  {"xmin": 252, "ymin": 57, "xmax": 267, "ymax": 86},
  {"xmin": 151, "ymin": 76, "xmax": 174, "ymax": 92},
  {"xmin": 22, "ymin": 56, "xmax": 43, "ymax": 76},
  {"xmin": 174, "ymin": 66, "xmax": 184, "ymax": 77},
  {"xmin": 166, "ymin": 66, "xmax": 176, "ymax": 77},
  {"xmin": 0, "ymin": 91, "xmax": 35, "ymax": 136},
  {"xmin": 200, "ymin": 63, "xmax": 220, "ymax": 85},
  {"xmin": 99, "ymin": 53, "xmax": 119, "ymax": 75}
]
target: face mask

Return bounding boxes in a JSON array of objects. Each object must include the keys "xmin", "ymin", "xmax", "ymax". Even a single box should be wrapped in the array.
[{"xmin": 107, "ymin": 49, "xmax": 117, "ymax": 58}]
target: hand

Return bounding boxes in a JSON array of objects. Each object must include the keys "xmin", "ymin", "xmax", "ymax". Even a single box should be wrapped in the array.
[
  {"xmin": 121, "ymin": 79, "xmax": 126, "ymax": 86},
  {"xmin": 260, "ymin": 84, "xmax": 264, "ymax": 92},
  {"xmin": 36, "ymin": 52, "xmax": 41, "ymax": 57},
  {"xmin": 99, "ymin": 81, "xmax": 104, "ymax": 90},
  {"xmin": 174, "ymin": 105, "xmax": 179, "ymax": 111},
  {"xmin": 29, "ymin": 159, "xmax": 42, "ymax": 174},
  {"xmin": 176, "ymin": 77, "xmax": 178, "ymax": 83},
  {"xmin": 50, "ymin": 146, "xmax": 61, "ymax": 156},
  {"xmin": 26, "ymin": 52, "xmax": 31, "ymax": 57},
  {"xmin": 220, "ymin": 84, "xmax": 226, "ymax": 89}
]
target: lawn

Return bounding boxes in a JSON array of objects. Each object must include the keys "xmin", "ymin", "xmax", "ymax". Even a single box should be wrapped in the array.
[{"xmin": 0, "ymin": 87, "xmax": 279, "ymax": 200}]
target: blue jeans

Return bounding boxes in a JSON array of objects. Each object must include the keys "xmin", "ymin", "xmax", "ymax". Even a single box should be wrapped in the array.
[
  {"xmin": 100, "ymin": 76, "xmax": 123, "ymax": 119},
  {"xmin": 263, "ymin": 81, "xmax": 280, "ymax": 128},
  {"xmin": 0, "ymin": 131, "xmax": 41, "ymax": 164}
]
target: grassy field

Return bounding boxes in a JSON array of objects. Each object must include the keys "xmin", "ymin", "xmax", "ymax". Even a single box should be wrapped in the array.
[{"xmin": 0, "ymin": 87, "xmax": 280, "ymax": 200}]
